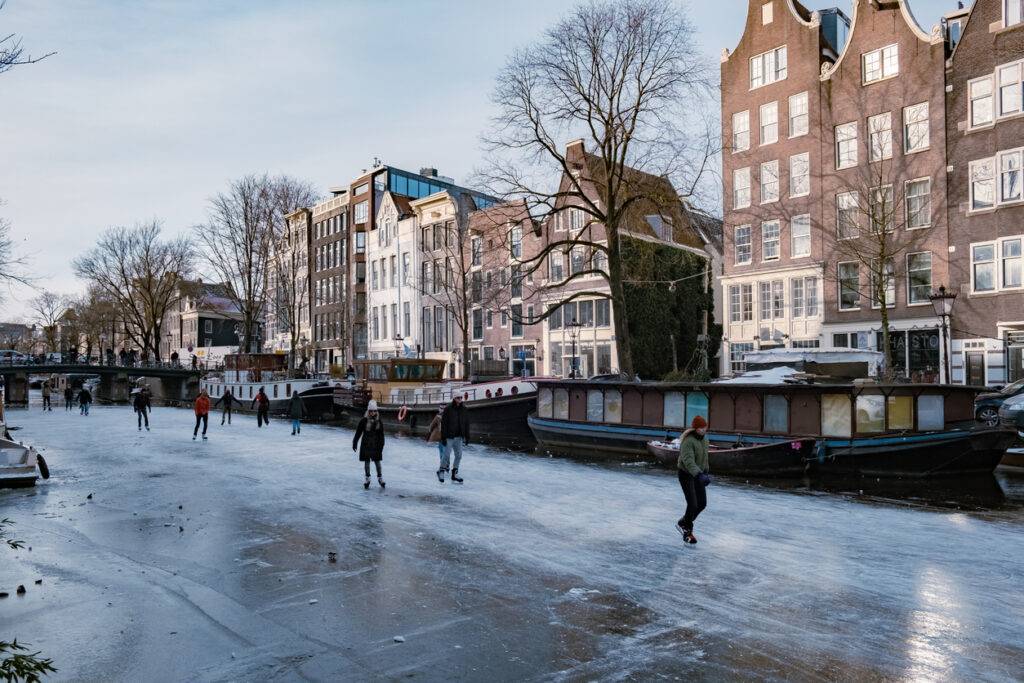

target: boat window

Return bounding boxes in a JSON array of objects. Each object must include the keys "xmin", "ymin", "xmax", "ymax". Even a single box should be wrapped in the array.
[
  {"xmin": 249, "ymin": 387, "xmax": 253, "ymax": 398},
  {"xmin": 887, "ymin": 396, "xmax": 914, "ymax": 430},
  {"xmin": 586, "ymin": 390, "xmax": 604, "ymax": 422},
  {"xmin": 763, "ymin": 395, "xmax": 788, "ymax": 433},
  {"xmin": 274, "ymin": 385, "xmax": 279, "ymax": 398},
  {"xmin": 686, "ymin": 392, "xmax": 709, "ymax": 427},
  {"xmin": 917, "ymin": 395, "xmax": 944, "ymax": 430},
  {"xmin": 664, "ymin": 392, "xmax": 685, "ymax": 427},
  {"xmin": 553, "ymin": 389, "xmax": 569, "ymax": 420},
  {"xmin": 821, "ymin": 394, "xmax": 852, "ymax": 438},
  {"xmin": 394, "ymin": 364, "xmax": 408, "ymax": 380},
  {"xmin": 537, "ymin": 388, "xmax": 553, "ymax": 418},
  {"xmin": 286, "ymin": 383, "xmax": 291, "ymax": 397},
  {"xmin": 604, "ymin": 389, "xmax": 622, "ymax": 424},
  {"xmin": 855, "ymin": 395, "xmax": 885, "ymax": 433}
]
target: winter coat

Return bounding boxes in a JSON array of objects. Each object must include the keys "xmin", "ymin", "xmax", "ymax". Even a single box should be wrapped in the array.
[
  {"xmin": 353, "ymin": 415, "xmax": 385, "ymax": 461},
  {"xmin": 288, "ymin": 393, "xmax": 305, "ymax": 419},
  {"xmin": 194, "ymin": 395, "xmax": 211, "ymax": 416},
  {"xmin": 427, "ymin": 413, "xmax": 443, "ymax": 443},
  {"xmin": 64, "ymin": 387, "xmax": 74, "ymax": 401},
  {"xmin": 42, "ymin": 384, "xmax": 51, "ymax": 397},
  {"xmin": 215, "ymin": 392, "xmax": 242, "ymax": 410},
  {"xmin": 677, "ymin": 429, "xmax": 709, "ymax": 476},
  {"xmin": 78, "ymin": 389, "xmax": 92, "ymax": 404},
  {"xmin": 133, "ymin": 392, "xmax": 150, "ymax": 412},
  {"xmin": 251, "ymin": 392, "xmax": 270, "ymax": 411},
  {"xmin": 440, "ymin": 401, "xmax": 469, "ymax": 442}
]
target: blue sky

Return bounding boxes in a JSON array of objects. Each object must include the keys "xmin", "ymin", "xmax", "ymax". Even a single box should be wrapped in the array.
[{"xmin": 0, "ymin": 0, "xmax": 959, "ymax": 319}]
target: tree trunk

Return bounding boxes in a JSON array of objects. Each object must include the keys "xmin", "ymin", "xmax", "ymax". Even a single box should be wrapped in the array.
[
  {"xmin": 880, "ymin": 305, "xmax": 892, "ymax": 380},
  {"xmin": 606, "ymin": 229, "xmax": 634, "ymax": 378}
]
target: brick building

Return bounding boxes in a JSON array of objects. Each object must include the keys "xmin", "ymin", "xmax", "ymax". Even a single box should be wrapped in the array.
[{"xmin": 310, "ymin": 190, "xmax": 349, "ymax": 373}]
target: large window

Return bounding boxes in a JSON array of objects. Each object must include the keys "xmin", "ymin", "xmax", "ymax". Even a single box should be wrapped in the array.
[
  {"xmin": 354, "ymin": 201, "xmax": 369, "ymax": 223},
  {"xmin": 733, "ymin": 167, "xmax": 751, "ymax": 208},
  {"xmin": 837, "ymin": 192, "xmax": 859, "ymax": 239},
  {"xmin": 735, "ymin": 225, "xmax": 752, "ymax": 264},
  {"xmin": 549, "ymin": 251, "xmax": 564, "ymax": 281},
  {"xmin": 805, "ymin": 277, "xmax": 818, "ymax": 316},
  {"xmin": 789, "ymin": 92, "xmax": 808, "ymax": 137},
  {"xmin": 1004, "ymin": 239, "xmax": 1023, "ymax": 288},
  {"xmin": 730, "ymin": 342, "xmax": 754, "ymax": 374},
  {"xmin": 863, "ymin": 44, "xmax": 898, "ymax": 83},
  {"xmin": 750, "ymin": 46, "xmax": 787, "ymax": 89},
  {"xmin": 1006, "ymin": 0, "xmax": 1023, "ymax": 28},
  {"xmin": 1000, "ymin": 149, "xmax": 1023, "ymax": 203},
  {"xmin": 868, "ymin": 112, "xmax": 892, "ymax": 162},
  {"xmin": 762, "ymin": 221, "xmax": 780, "ymax": 261},
  {"xmin": 772, "ymin": 280, "xmax": 784, "ymax": 319},
  {"xmin": 790, "ymin": 152, "xmax": 809, "ymax": 197},
  {"xmin": 760, "ymin": 160, "xmax": 779, "ymax": 203},
  {"xmin": 870, "ymin": 185, "xmax": 894, "ymax": 233},
  {"xmin": 836, "ymin": 122, "xmax": 857, "ymax": 169},
  {"xmin": 741, "ymin": 284, "xmax": 753, "ymax": 321},
  {"xmin": 791, "ymin": 278, "xmax": 804, "ymax": 318},
  {"xmin": 510, "ymin": 226, "xmax": 523, "ymax": 258},
  {"xmin": 999, "ymin": 63, "xmax": 1023, "ymax": 117},
  {"xmin": 970, "ymin": 77, "xmax": 994, "ymax": 128},
  {"xmin": 839, "ymin": 262, "xmax": 860, "ymax": 310},
  {"xmin": 907, "ymin": 252, "xmax": 932, "ymax": 304},
  {"xmin": 729, "ymin": 286, "xmax": 741, "ymax": 323},
  {"xmin": 471, "ymin": 237, "xmax": 482, "ymax": 266},
  {"xmin": 511, "ymin": 304, "xmax": 523, "ymax": 338},
  {"xmin": 906, "ymin": 179, "xmax": 931, "ymax": 228},
  {"xmin": 759, "ymin": 102, "xmax": 778, "ymax": 145},
  {"xmin": 759, "ymin": 281, "xmax": 771, "ymax": 320},
  {"xmin": 791, "ymin": 215, "xmax": 810, "ymax": 257},
  {"xmin": 732, "ymin": 110, "xmax": 750, "ymax": 152},
  {"xmin": 472, "ymin": 308, "xmax": 483, "ymax": 341},
  {"xmin": 973, "ymin": 244, "xmax": 996, "ymax": 292},
  {"xmin": 596, "ymin": 299, "xmax": 611, "ymax": 327},
  {"xmin": 870, "ymin": 259, "xmax": 895, "ymax": 309},
  {"xmin": 903, "ymin": 102, "xmax": 930, "ymax": 152},
  {"xmin": 970, "ymin": 158, "xmax": 997, "ymax": 210}
]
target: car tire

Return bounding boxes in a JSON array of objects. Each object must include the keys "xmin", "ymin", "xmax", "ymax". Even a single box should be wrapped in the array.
[{"xmin": 977, "ymin": 407, "xmax": 1000, "ymax": 427}]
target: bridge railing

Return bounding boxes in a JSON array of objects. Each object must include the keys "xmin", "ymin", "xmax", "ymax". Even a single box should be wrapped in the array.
[{"xmin": 0, "ymin": 357, "xmax": 200, "ymax": 372}]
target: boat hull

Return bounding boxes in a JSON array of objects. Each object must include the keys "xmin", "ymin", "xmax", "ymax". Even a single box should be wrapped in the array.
[{"xmin": 647, "ymin": 438, "xmax": 816, "ymax": 478}]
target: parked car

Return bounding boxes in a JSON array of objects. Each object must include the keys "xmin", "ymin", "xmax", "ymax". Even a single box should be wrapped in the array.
[
  {"xmin": 0, "ymin": 350, "xmax": 31, "ymax": 365},
  {"xmin": 975, "ymin": 378, "xmax": 1024, "ymax": 426},
  {"xmin": 998, "ymin": 393, "xmax": 1024, "ymax": 433}
]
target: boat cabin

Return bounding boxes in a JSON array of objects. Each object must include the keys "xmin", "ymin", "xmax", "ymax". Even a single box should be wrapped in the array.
[
  {"xmin": 353, "ymin": 358, "xmax": 447, "ymax": 403},
  {"xmin": 224, "ymin": 353, "xmax": 287, "ymax": 383}
]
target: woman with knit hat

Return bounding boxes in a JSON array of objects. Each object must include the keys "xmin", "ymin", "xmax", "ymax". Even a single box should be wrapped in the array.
[
  {"xmin": 676, "ymin": 414, "xmax": 711, "ymax": 544},
  {"xmin": 353, "ymin": 400, "xmax": 386, "ymax": 489}
]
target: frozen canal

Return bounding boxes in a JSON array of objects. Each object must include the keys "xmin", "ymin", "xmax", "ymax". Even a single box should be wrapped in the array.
[{"xmin": 2, "ymin": 404, "xmax": 1024, "ymax": 682}]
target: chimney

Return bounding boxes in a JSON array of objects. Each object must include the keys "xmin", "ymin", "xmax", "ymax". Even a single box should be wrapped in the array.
[{"xmin": 419, "ymin": 167, "xmax": 438, "ymax": 178}]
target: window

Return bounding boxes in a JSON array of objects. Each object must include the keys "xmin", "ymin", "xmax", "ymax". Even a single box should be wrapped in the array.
[
  {"xmin": 903, "ymin": 103, "xmax": 929, "ymax": 152},
  {"xmin": 1003, "ymin": 239, "xmax": 1022, "ymax": 288},
  {"xmin": 750, "ymin": 46, "xmax": 787, "ymax": 89},
  {"xmin": 548, "ymin": 304, "xmax": 563, "ymax": 330},
  {"xmin": 355, "ymin": 231, "xmax": 365, "ymax": 254},
  {"xmin": 403, "ymin": 302, "xmax": 410, "ymax": 337},
  {"xmin": 789, "ymin": 153, "xmax": 809, "ymax": 197},
  {"xmin": 569, "ymin": 248, "xmax": 585, "ymax": 276},
  {"xmin": 791, "ymin": 214, "xmax": 810, "ymax": 257},
  {"xmin": 1007, "ymin": 0, "xmax": 1023, "ymax": 28},
  {"xmin": 771, "ymin": 280, "xmax": 784, "ymax": 319},
  {"xmin": 789, "ymin": 92, "xmax": 808, "ymax": 137},
  {"xmin": 732, "ymin": 111, "xmax": 750, "ymax": 152},
  {"xmin": 510, "ymin": 226, "xmax": 523, "ymax": 258},
  {"xmin": 729, "ymin": 286, "xmax": 741, "ymax": 322},
  {"xmin": 761, "ymin": 221, "xmax": 780, "ymax": 261},
  {"xmin": 596, "ymin": 299, "xmax": 611, "ymax": 327},
  {"xmin": 759, "ymin": 281, "xmax": 771, "ymax": 320},
  {"xmin": 741, "ymin": 284, "xmax": 753, "ymax": 321},
  {"xmin": 970, "ymin": 158, "xmax": 996, "ymax": 210},
  {"xmin": 761, "ymin": 1, "xmax": 773, "ymax": 24},
  {"xmin": 549, "ymin": 251, "xmax": 564, "ymax": 281},
  {"xmin": 1000, "ymin": 63, "xmax": 1023, "ymax": 117},
  {"xmin": 870, "ymin": 185, "xmax": 894, "ymax": 233},
  {"xmin": 805, "ymin": 277, "xmax": 818, "ymax": 316},
  {"xmin": 390, "ymin": 255, "xmax": 397, "ymax": 288},
  {"xmin": 868, "ymin": 112, "xmax": 892, "ymax": 161},
  {"xmin": 836, "ymin": 192, "xmax": 859, "ymax": 239},
  {"xmin": 791, "ymin": 278, "xmax": 804, "ymax": 318},
  {"xmin": 733, "ymin": 167, "xmax": 751, "ymax": 208},
  {"xmin": 760, "ymin": 160, "xmax": 779, "ymax": 203},
  {"xmin": 759, "ymin": 102, "xmax": 778, "ymax": 145},
  {"xmin": 730, "ymin": 342, "xmax": 754, "ymax": 374},
  {"xmin": 511, "ymin": 304, "xmax": 523, "ymax": 337},
  {"xmin": 836, "ymin": 122, "xmax": 857, "ymax": 169},
  {"xmin": 204, "ymin": 320, "xmax": 212, "ymax": 334},
  {"xmin": 735, "ymin": 225, "xmax": 752, "ymax": 265},
  {"xmin": 839, "ymin": 262, "xmax": 860, "ymax": 310},
  {"xmin": 870, "ymin": 259, "xmax": 895, "ymax": 308},
  {"xmin": 402, "ymin": 252, "xmax": 411, "ymax": 285},
  {"xmin": 973, "ymin": 244, "xmax": 996, "ymax": 292},
  {"xmin": 371, "ymin": 261, "xmax": 379, "ymax": 290},
  {"xmin": 472, "ymin": 309, "xmax": 483, "ymax": 340},
  {"xmin": 907, "ymin": 252, "xmax": 932, "ymax": 304},
  {"xmin": 970, "ymin": 77, "xmax": 994, "ymax": 128},
  {"xmin": 579, "ymin": 300, "xmax": 594, "ymax": 327},
  {"xmin": 906, "ymin": 179, "xmax": 931, "ymax": 228},
  {"xmin": 1000, "ymin": 149, "xmax": 1023, "ymax": 203},
  {"xmin": 354, "ymin": 183, "xmax": 368, "ymax": 196},
  {"xmin": 471, "ymin": 237, "xmax": 482, "ymax": 266},
  {"xmin": 354, "ymin": 201, "xmax": 368, "ymax": 223},
  {"xmin": 471, "ymin": 271, "xmax": 483, "ymax": 303},
  {"xmin": 863, "ymin": 44, "xmax": 898, "ymax": 83}
]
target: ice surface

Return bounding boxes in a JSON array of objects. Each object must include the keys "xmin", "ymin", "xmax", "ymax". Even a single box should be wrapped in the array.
[{"xmin": 1, "ymin": 402, "xmax": 1023, "ymax": 681}]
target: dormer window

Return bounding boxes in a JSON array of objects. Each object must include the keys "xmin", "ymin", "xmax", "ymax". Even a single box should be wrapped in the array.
[{"xmin": 862, "ymin": 44, "xmax": 898, "ymax": 84}]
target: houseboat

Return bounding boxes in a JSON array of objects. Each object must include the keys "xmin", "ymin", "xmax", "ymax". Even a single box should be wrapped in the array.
[
  {"xmin": 200, "ymin": 353, "xmax": 340, "ymax": 419},
  {"xmin": 528, "ymin": 378, "xmax": 1015, "ymax": 478},
  {"xmin": 333, "ymin": 358, "xmax": 540, "ymax": 447},
  {"xmin": 0, "ymin": 400, "xmax": 48, "ymax": 488}
]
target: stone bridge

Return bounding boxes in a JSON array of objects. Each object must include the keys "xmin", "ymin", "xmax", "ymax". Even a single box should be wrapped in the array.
[{"xmin": 0, "ymin": 362, "xmax": 202, "ymax": 406}]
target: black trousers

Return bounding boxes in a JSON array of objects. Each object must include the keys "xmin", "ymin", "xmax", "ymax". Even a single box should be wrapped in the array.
[
  {"xmin": 677, "ymin": 470, "xmax": 707, "ymax": 531},
  {"xmin": 193, "ymin": 414, "xmax": 208, "ymax": 436},
  {"xmin": 257, "ymin": 408, "xmax": 269, "ymax": 427},
  {"xmin": 65, "ymin": 398, "xmax": 73, "ymax": 410},
  {"xmin": 221, "ymin": 407, "xmax": 232, "ymax": 424},
  {"xmin": 42, "ymin": 396, "xmax": 51, "ymax": 409},
  {"xmin": 363, "ymin": 460, "xmax": 382, "ymax": 477},
  {"xmin": 137, "ymin": 409, "xmax": 149, "ymax": 428}
]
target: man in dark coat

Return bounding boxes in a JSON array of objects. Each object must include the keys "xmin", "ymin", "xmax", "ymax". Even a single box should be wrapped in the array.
[
  {"xmin": 78, "ymin": 387, "xmax": 92, "ymax": 416},
  {"xmin": 437, "ymin": 394, "xmax": 469, "ymax": 483},
  {"xmin": 215, "ymin": 388, "xmax": 243, "ymax": 425},
  {"xmin": 251, "ymin": 387, "xmax": 270, "ymax": 427},
  {"xmin": 133, "ymin": 388, "xmax": 151, "ymax": 431},
  {"xmin": 352, "ymin": 400, "xmax": 385, "ymax": 489},
  {"xmin": 288, "ymin": 391, "xmax": 305, "ymax": 435},
  {"xmin": 63, "ymin": 385, "xmax": 74, "ymax": 411}
]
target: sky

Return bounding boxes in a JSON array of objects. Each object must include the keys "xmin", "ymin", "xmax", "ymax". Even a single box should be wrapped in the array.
[{"xmin": 0, "ymin": 0, "xmax": 960, "ymax": 321}]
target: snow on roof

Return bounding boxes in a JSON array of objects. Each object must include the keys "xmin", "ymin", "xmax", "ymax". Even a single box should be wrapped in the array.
[
  {"xmin": 744, "ymin": 349, "xmax": 883, "ymax": 365},
  {"xmin": 714, "ymin": 366, "xmax": 803, "ymax": 385}
]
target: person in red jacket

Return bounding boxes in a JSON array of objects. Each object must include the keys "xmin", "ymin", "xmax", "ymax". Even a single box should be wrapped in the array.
[
  {"xmin": 193, "ymin": 390, "xmax": 211, "ymax": 441},
  {"xmin": 251, "ymin": 387, "xmax": 270, "ymax": 428}
]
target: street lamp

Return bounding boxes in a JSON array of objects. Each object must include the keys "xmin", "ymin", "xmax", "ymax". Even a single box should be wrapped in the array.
[
  {"xmin": 929, "ymin": 285, "xmax": 957, "ymax": 384},
  {"xmin": 567, "ymin": 318, "xmax": 583, "ymax": 379},
  {"xmin": 393, "ymin": 334, "xmax": 404, "ymax": 358}
]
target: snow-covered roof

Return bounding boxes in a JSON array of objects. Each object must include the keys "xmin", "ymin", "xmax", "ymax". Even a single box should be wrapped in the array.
[{"xmin": 714, "ymin": 366, "xmax": 803, "ymax": 385}]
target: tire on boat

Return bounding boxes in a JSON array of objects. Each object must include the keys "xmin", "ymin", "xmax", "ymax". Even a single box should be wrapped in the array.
[{"xmin": 37, "ymin": 453, "xmax": 50, "ymax": 479}]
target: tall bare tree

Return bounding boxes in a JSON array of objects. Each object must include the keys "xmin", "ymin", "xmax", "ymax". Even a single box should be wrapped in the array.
[
  {"xmin": 0, "ymin": 211, "xmax": 31, "ymax": 303},
  {"xmin": 28, "ymin": 290, "xmax": 67, "ymax": 352},
  {"xmin": 73, "ymin": 221, "xmax": 193, "ymax": 361},
  {"xmin": 478, "ymin": 0, "xmax": 712, "ymax": 376},
  {"xmin": 0, "ymin": 0, "xmax": 54, "ymax": 74},
  {"xmin": 69, "ymin": 286, "xmax": 120, "ymax": 360},
  {"xmin": 268, "ymin": 179, "xmax": 318, "ymax": 372}
]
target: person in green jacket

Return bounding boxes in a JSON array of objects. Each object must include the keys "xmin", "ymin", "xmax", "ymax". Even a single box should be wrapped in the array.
[{"xmin": 676, "ymin": 414, "xmax": 711, "ymax": 544}]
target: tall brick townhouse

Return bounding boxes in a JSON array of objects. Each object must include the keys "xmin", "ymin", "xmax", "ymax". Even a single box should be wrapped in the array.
[
  {"xmin": 721, "ymin": 0, "xmax": 956, "ymax": 380},
  {"xmin": 946, "ymin": 0, "xmax": 1024, "ymax": 386}
]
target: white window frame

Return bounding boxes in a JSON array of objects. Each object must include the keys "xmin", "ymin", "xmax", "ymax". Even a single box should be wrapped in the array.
[
  {"xmin": 733, "ymin": 167, "xmax": 751, "ymax": 209},
  {"xmin": 732, "ymin": 110, "xmax": 750, "ymax": 152},
  {"xmin": 761, "ymin": 220, "xmax": 780, "ymax": 262},
  {"xmin": 999, "ymin": 148, "xmax": 1023, "ymax": 204},
  {"xmin": 972, "ymin": 242, "xmax": 997, "ymax": 293},
  {"xmin": 741, "ymin": 284, "xmax": 753, "ymax": 321},
  {"xmin": 970, "ymin": 236, "xmax": 1024, "ymax": 293},
  {"xmin": 1006, "ymin": 0, "xmax": 1023, "ymax": 28},
  {"xmin": 869, "ymin": 184, "xmax": 895, "ymax": 233},
  {"xmin": 870, "ymin": 258, "xmax": 896, "ymax": 310},
  {"xmin": 804, "ymin": 276, "xmax": 819, "ymax": 316},
  {"xmin": 969, "ymin": 76, "xmax": 995, "ymax": 129},
  {"xmin": 998, "ymin": 62, "xmax": 1023, "ymax": 117},
  {"xmin": 791, "ymin": 277, "xmax": 805, "ymax": 318},
  {"xmin": 729, "ymin": 285, "xmax": 742, "ymax": 323},
  {"xmin": 788, "ymin": 92, "xmax": 808, "ymax": 138},
  {"xmin": 760, "ymin": 102, "xmax": 779, "ymax": 145},
  {"xmin": 760, "ymin": 160, "xmax": 779, "ymax": 204},
  {"xmin": 906, "ymin": 252, "xmax": 933, "ymax": 306},
  {"xmin": 902, "ymin": 102, "xmax": 930, "ymax": 153},
  {"xmin": 862, "ymin": 44, "xmax": 899, "ymax": 84},
  {"xmin": 838, "ymin": 261, "xmax": 861, "ymax": 311},
  {"xmin": 835, "ymin": 122, "xmax": 858, "ymax": 169},
  {"xmin": 868, "ymin": 112, "xmax": 893, "ymax": 162},
  {"xmin": 749, "ymin": 46, "xmax": 787, "ymax": 90},
  {"xmin": 1002, "ymin": 238, "xmax": 1023, "ymax": 289},
  {"xmin": 836, "ymin": 191, "xmax": 859, "ymax": 240},
  {"xmin": 969, "ymin": 157, "xmax": 997, "ymax": 212},
  {"xmin": 735, "ymin": 225, "xmax": 752, "ymax": 265},
  {"xmin": 791, "ymin": 214, "xmax": 811, "ymax": 258},
  {"xmin": 905, "ymin": 178, "xmax": 932, "ymax": 229},
  {"xmin": 789, "ymin": 152, "xmax": 810, "ymax": 198}
]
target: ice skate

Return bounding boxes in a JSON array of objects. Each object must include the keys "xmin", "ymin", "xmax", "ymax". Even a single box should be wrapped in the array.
[
  {"xmin": 377, "ymin": 477, "xmax": 386, "ymax": 489},
  {"xmin": 451, "ymin": 469, "xmax": 463, "ymax": 484},
  {"xmin": 436, "ymin": 468, "xmax": 445, "ymax": 483},
  {"xmin": 363, "ymin": 476, "xmax": 371, "ymax": 490},
  {"xmin": 202, "ymin": 435, "xmax": 208, "ymax": 441}
]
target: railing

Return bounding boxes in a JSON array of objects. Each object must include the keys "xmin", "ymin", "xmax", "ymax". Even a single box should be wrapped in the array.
[{"xmin": 0, "ymin": 357, "xmax": 200, "ymax": 372}]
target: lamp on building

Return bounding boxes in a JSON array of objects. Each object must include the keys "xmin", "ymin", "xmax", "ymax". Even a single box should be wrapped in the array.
[
  {"xmin": 929, "ymin": 285, "xmax": 957, "ymax": 384},
  {"xmin": 567, "ymin": 318, "xmax": 583, "ymax": 379}
]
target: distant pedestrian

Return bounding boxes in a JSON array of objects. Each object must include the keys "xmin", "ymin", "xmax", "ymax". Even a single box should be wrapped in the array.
[
  {"xmin": 193, "ymin": 390, "xmax": 211, "ymax": 440},
  {"xmin": 41, "ymin": 381, "xmax": 52, "ymax": 411},
  {"xmin": 353, "ymin": 400, "xmax": 385, "ymax": 489},
  {"xmin": 64, "ymin": 386, "xmax": 74, "ymax": 411},
  {"xmin": 133, "ymin": 388, "xmax": 151, "ymax": 431},
  {"xmin": 288, "ymin": 391, "xmax": 305, "ymax": 435},
  {"xmin": 676, "ymin": 415, "xmax": 711, "ymax": 545},
  {"xmin": 170, "ymin": 350, "xmax": 179, "ymax": 366},
  {"xmin": 78, "ymin": 387, "xmax": 92, "ymax": 416},
  {"xmin": 437, "ymin": 394, "xmax": 469, "ymax": 484},
  {"xmin": 251, "ymin": 387, "xmax": 270, "ymax": 427},
  {"xmin": 191, "ymin": 354, "xmax": 198, "ymax": 370},
  {"xmin": 427, "ymin": 406, "xmax": 444, "ymax": 461},
  {"xmin": 345, "ymin": 364, "xmax": 356, "ymax": 381},
  {"xmin": 118, "ymin": 349, "xmax": 127, "ymax": 365},
  {"xmin": 214, "ymin": 388, "xmax": 242, "ymax": 425}
]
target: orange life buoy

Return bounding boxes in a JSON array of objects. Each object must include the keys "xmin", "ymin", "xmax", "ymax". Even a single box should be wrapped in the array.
[{"xmin": 397, "ymin": 405, "xmax": 409, "ymax": 422}]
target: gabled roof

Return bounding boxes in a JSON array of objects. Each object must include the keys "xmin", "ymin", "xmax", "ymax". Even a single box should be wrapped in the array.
[{"xmin": 468, "ymin": 199, "xmax": 533, "ymax": 234}]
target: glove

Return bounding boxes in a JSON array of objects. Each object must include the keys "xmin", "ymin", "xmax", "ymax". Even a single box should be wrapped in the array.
[{"xmin": 696, "ymin": 473, "xmax": 712, "ymax": 486}]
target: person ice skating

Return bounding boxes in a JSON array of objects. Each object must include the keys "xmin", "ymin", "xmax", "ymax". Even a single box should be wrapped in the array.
[
  {"xmin": 64, "ymin": 385, "xmax": 74, "ymax": 411},
  {"xmin": 288, "ymin": 391, "xmax": 305, "ymax": 435},
  {"xmin": 193, "ymin": 390, "xmax": 211, "ymax": 440},
  {"xmin": 676, "ymin": 415, "xmax": 711, "ymax": 545},
  {"xmin": 215, "ymin": 388, "xmax": 242, "ymax": 425},
  {"xmin": 427, "ymin": 406, "xmax": 445, "ymax": 461},
  {"xmin": 78, "ymin": 387, "xmax": 92, "ymax": 416},
  {"xmin": 41, "ymin": 381, "xmax": 52, "ymax": 410},
  {"xmin": 437, "ymin": 394, "xmax": 469, "ymax": 483},
  {"xmin": 252, "ymin": 387, "xmax": 270, "ymax": 427},
  {"xmin": 133, "ymin": 388, "xmax": 151, "ymax": 431},
  {"xmin": 352, "ymin": 400, "xmax": 385, "ymax": 489}
]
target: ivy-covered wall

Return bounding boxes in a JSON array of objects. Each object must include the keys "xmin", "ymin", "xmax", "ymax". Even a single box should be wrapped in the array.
[{"xmin": 621, "ymin": 237, "xmax": 722, "ymax": 380}]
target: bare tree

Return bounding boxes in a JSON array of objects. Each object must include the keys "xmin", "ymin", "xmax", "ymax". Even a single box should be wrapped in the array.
[
  {"xmin": 73, "ymin": 221, "xmax": 193, "ymax": 361},
  {"xmin": 28, "ymin": 290, "xmax": 68, "ymax": 352},
  {"xmin": 69, "ymin": 286, "xmax": 120, "ymax": 360},
  {"xmin": 478, "ymin": 0, "xmax": 712, "ymax": 376},
  {"xmin": 0, "ymin": 0, "xmax": 55, "ymax": 74},
  {"xmin": 0, "ymin": 205, "xmax": 32, "ymax": 302}
]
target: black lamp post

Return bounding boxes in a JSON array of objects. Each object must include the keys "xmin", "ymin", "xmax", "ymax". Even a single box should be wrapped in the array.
[
  {"xmin": 929, "ymin": 285, "xmax": 957, "ymax": 384},
  {"xmin": 567, "ymin": 318, "xmax": 583, "ymax": 379}
]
